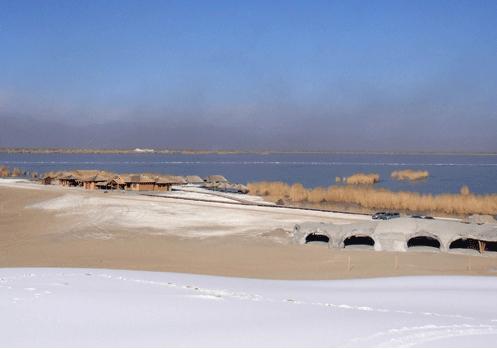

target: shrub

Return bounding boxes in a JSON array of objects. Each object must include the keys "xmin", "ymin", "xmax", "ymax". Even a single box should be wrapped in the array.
[
  {"xmin": 11, "ymin": 167, "xmax": 22, "ymax": 177},
  {"xmin": 391, "ymin": 169, "xmax": 429, "ymax": 181},
  {"xmin": 0, "ymin": 165, "xmax": 10, "ymax": 177},
  {"xmin": 345, "ymin": 173, "xmax": 380, "ymax": 185},
  {"xmin": 460, "ymin": 185, "xmax": 471, "ymax": 196}
]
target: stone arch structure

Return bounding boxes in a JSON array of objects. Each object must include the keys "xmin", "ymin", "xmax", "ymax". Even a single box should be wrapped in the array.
[
  {"xmin": 342, "ymin": 235, "xmax": 375, "ymax": 249},
  {"xmin": 449, "ymin": 237, "xmax": 480, "ymax": 252},
  {"xmin": 305, "ymin": 233, "xmax": 330, "ymax": 245},
  {"xmin": 406, "ymin": 233, "xmax": 441, "ymax": 250}
]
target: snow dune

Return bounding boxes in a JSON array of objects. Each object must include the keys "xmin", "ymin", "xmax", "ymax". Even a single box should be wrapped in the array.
[{"xmin": 1, "ymin": 268, "xmax": 497, "ymax": 347}]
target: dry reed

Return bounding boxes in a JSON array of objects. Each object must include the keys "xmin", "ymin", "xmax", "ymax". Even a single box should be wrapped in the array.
[
  {"xmin": 391, "ymin": 169, "xmax": 429, "ymax": 181},
  {"xmin": 247, "ymin": 181, "xmax": 497, "ymax": 215},
  {"xmin": 11, "ymin": 167, "xmax": 22, "ymax": 177},
  {"xmin": 460, "ymin": 185, "xmax": 471, "ymax": 196},
  {"xmin": 0, "ymin": 165, "xmax": 9, "ymax": 177},
  {"xmin": 345, "ymin": 172, "xmax": 380, "ymax": 185}
]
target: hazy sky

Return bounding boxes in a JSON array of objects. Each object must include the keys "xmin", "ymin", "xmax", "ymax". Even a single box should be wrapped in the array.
[{"xmin": 1, "ymin": 0, "xmax": 496, "ymax": 151}]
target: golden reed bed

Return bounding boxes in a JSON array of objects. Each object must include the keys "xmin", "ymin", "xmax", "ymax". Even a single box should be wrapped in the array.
[
  {"xmin": 342, "ymin": 172, "xmax": 380, "ymax": 185},
  {"xmin": 391, "ymin": 169, "xmax": 429, "ymax": 181},
  {"xmin": 247, "ymin": 181, "xmax": 497, "ymax": 216}
]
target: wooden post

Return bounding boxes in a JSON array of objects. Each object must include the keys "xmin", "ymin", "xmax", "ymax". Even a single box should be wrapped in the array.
[
  {"xmin": 394, "ymin": 255, "xmax": 399, "ymax": 270},
  {"xmin": 467, "ymin": 256, "xmax": 472, "ymax": 271},
  {"xmin": 347, "ymin": 256, "xmax": 351, "ymax": 272},
  {"xmin": 478, "ymin": 241, "xmax": 486, "ymax": 254}
]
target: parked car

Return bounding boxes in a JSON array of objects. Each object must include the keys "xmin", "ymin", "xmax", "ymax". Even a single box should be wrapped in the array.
[
  {"xmin": 372, "ymin": 212, "xmax": 400, "ymax": 220},
  {"xmin": 372, "ymin": 212, "xmax": 387, "ymax": 220}
]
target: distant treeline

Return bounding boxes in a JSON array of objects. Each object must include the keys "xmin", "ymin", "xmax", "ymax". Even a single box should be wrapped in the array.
[
  {"xmin": 1, "ymin": 148, "xmax": 497, "ymax": 156},
  {"xmin": 0, "ymin": 147, "xmax": 246, "ymax": 155}
]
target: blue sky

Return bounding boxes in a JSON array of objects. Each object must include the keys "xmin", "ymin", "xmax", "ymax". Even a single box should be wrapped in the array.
[{"xmin": 1, "ymin": 0, "xmax": 496, "ymax": 151}]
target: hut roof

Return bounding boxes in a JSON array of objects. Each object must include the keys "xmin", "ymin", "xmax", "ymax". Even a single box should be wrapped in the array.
[
  {"xmin": 206, "ymin": 175, "xmax": 228, "ymax": 183},
  {"xmin": 83, "ymin": 174, "xmax": 110, "ymax": 182},
  {"xmin": 45, "ymin": 171, "xmax": 71, "ymax": 179},
  {"xmin": 110, "ymin": 176, "xmax": 127, "ymax": 185},
  {"xmin": 59, "ymin": 173, "xmax": 80, "ymax": 181},
  {"xmin": 127, "ymin": 175, "xmax": 156, "ymax": 184},
  {"xmin": 156, "ymin": 175, "xmax": 187, "ymax": 185},
  {"xmin": 185, "ymin": 175, "xmax": 204, "ymax": 184}
]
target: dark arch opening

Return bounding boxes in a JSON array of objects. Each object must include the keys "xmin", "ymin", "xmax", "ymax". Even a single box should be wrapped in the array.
[
  {"xmin": 482, "ymin": 240, "xmax": 497, "ymax": 252},
  {"xmin": 344, "ymin": 235, "xmax": 375, "ymax": 247},
  {"xmin": 407, "ymin": 236, "xmax": 440, "ymax": 249},
  {"xmin": 305, "ymin": 233, "xmax": 329, "ymax": 244},
  {"xmin": 449, "ymin": 238, "xmax": 480, "ymax": 251}
]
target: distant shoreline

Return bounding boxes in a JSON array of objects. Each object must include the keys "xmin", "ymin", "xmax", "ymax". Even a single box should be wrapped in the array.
[{"xmin": 1, "ymin": 147, "xmax": 497, "ymax": 156}]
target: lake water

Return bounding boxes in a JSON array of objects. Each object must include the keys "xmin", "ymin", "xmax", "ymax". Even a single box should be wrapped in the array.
[{"xmin": 1, "ymin": 152, "xmax": 496, "ymax": 195}]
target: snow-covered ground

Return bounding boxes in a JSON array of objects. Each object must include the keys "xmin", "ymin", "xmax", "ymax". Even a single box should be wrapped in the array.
[{"xmin": 1, "ymin": 268, "xmax": 497, "ymax": 347}]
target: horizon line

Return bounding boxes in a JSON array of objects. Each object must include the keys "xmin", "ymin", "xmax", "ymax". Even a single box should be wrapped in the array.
[{"xmin": 1, "ymin": 147, "xmax": 497, "ymax": 156}]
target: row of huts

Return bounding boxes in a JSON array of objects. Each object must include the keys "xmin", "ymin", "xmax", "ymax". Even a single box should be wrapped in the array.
[{"xmin": 40, "ymin": 170, "xmax": 244, "ymax": 193}]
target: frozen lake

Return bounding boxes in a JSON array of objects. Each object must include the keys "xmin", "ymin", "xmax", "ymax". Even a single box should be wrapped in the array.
[{"xmin": 2, "ymin": 152, "xmax": 497, "ymax": 194}]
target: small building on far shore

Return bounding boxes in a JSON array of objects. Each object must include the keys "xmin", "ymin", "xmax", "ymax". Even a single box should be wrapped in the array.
[
  {"xmin": 58, "ymin": 174, "xmax": 80, "ymax": 187},
  {"xmin": 126, "ymin": 175, "xmax": 156, "ymax": 191},
  {"xmin": 82, "ymin": 174, "xmax": 110, "ymax": 190},
  {"xmin": 41, "ymin": 175, "xmax": 55, "ymax": 185},
  {"xmin": 185, "ymin": 175, "xmax": 204, "ymax": 184},
  {"xmin": 154, "ymin": 175, "xmax": 187, "ymax": 192},
  {"xmin": 205, "ymin": 175, "xmax": 228, "ymax": 183},
  {"xmin": 108, "ymin": 176, "xmax": 128, "ymax": 191}
]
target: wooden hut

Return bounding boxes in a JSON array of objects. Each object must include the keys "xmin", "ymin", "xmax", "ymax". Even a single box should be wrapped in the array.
[
  {"xmin": 108, "ymin": 176, "xmax": 127, "ymax": 191},
  {"xmin": 41, "ymin": 175, "xmax": 55, "ymax": 185},
  {"xmin": 95, "ymin": 181, "xmax": 112, "ymax": 190},
  {"xmin": 154, "ymin": 175, "xmax": 187, "ymax": 192},
  {"xmin": 205, "ymin": 175, "xmax": 228, "ymax": 183},
  {"xmin": 58, "ymin": 174, "xmax": 80, "ymax": 187},
  {"xmin": 155, "ymin": 177, "xmax": 173, "ymax": 192},
  {"xmin": 125, "ymin": 175, "xmax": 156, "ymax": 191},
  {"xmin": 185, "ymin": 175, "xmax": 204, "ymax": 184},
  {"xmin": 82, "ymin": 174, "xmax": 110, "ymax": 190}
]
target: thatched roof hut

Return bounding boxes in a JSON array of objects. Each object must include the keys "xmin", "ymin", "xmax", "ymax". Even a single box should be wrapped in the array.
[
  {"xmin": 206, "ymin": 175, "xmax": 228, "ymax": 183},
  {"xmin": 185, "ymin": 175, "xmax": 204, "ymax": 184},
  {"xmin": 127, "ymin": 175, "xmax": 156, "ymax": 184},
  {"xmin": 167, "ymin": 175, "xmax": 187, "ymax": 185},
  {"xmin": 41, "ymin": 175, "xmax": 55, "ymax": 185},
  {"xmin": 153, "ymin": 175, "xmax": 186, "ymax": 191},
  {"xmin": 81, "ymin": 173, "xmax": 111, "ymax": 190},
  {"xmin": 58, "ymin": 173, "xmax": 81, "ymax": 187},
  {"xmin": 125, "ymin": 175, "xmax": 157, "ymax": 191},
  {"xmin": 204, "ymin": 181, "xmax": 248, "ymax": 194}
]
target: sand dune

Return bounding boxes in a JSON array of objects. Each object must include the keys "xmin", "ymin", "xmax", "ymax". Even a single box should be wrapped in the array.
[{"xmin": 1, "ymin": 180, "xmax": 497, "ymax": 279}]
